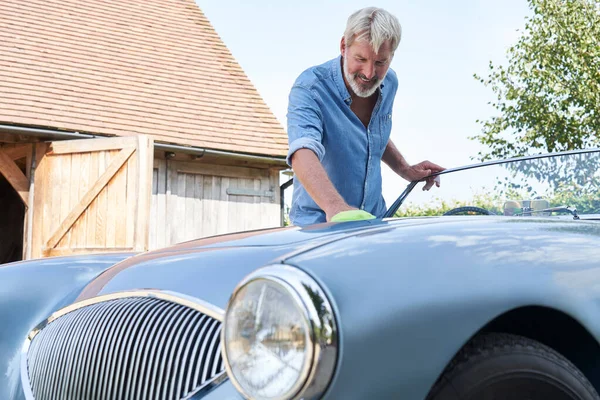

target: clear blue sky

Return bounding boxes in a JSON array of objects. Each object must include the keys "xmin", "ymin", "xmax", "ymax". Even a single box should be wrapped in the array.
[{"xmin": 196, "ymin": 1, "xmax": 531, "ymax": 205}]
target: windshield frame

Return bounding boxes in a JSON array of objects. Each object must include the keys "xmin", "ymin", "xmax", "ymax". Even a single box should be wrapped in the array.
[{"xmin": 383, "ymin": 147, "xmax": 600, "ymax": 218}]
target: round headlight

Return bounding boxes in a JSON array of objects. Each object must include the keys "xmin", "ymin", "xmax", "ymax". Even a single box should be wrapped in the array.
[{"xmin": 222, "ymin": 265, "xmax": 338, "ymax": 400}]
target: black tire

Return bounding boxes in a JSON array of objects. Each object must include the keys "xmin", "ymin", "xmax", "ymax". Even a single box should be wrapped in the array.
[
  {"xmin": 443, "ymin": 206, "xmax": 495, "ymax": 216},
  {"xmin": 427, "ymin": 333, "xmax": 600, "ymax": 400}
]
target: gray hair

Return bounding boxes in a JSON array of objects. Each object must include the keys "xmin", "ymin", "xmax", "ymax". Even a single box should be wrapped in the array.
[{"xmin": 344, "ymin": 7, "xmax": 402, "ymax": 54}]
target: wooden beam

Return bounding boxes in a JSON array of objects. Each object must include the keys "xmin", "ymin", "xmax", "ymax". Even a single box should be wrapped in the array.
[
  {"xmin": 30, "ymin": 143, "xmax": 49, "ymax": 259},
  {"xmin": 49, "ymin": 137, "xmax": 138, "ymax": 155},
  {"xmin": 45, "ymin": 146, "xmax": 136, "ymax": 250},
  {"xmin": 3, "ymin": 145, "xmax": 31, "ymax": 161},
  {"xmin": 0, "ymin": 133, "xmax": 22, "ymax": 143},
  {"xmin": 176, "ymin": 162, "xmax": 268, "ymax": 179},
  {"xmin": 182, "ymin": 152, "xmax": 287, "ymax": 169},
  {"xmin": 23, "ymin": 145, "xmax": 35, "ymax": 260},
  {"xmin": 134, "ymin": 135, "xmax": 153, "ymax": 251},
  {"xmin": 0, "ymin": 150, "xmax": 29, "ymax": 206}
]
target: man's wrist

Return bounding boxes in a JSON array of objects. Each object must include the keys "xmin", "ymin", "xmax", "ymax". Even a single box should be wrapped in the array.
[
  {"xmin": 324, "ymin": 201, "xmax": 352, "ymax": 218},
  {"xmin": 397, "ymin": 162, "xmax": 411, "ymax": 180}
]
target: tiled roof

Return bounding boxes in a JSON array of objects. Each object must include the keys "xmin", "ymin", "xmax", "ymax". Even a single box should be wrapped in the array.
[{"xmin": 0, "ymin": 0, "xmax": 288, "ymax": 157}]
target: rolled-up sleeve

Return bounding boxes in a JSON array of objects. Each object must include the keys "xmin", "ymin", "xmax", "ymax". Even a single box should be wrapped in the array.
[{"xmin": 286, "ymin": 85, "xmax": 326, "ymax": 166}]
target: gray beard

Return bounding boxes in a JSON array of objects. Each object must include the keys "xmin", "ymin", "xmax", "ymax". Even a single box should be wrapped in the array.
[{"xmin": 343, "ymin": 56, "xmax": 385, "ymax": 98}]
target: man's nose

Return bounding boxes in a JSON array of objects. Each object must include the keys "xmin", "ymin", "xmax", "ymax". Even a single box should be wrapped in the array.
[{"xmin": 362, "ymin": 62, "xmax": 375, "ymax": 80}]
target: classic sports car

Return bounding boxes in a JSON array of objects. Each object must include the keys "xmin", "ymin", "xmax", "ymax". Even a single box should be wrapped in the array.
[{"xmin": 1, "ymin": 148, "xmax": 600, "ymax": 400}]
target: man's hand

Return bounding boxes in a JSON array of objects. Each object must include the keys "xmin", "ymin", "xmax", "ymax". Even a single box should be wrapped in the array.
[
  {"xmin": 400, "ymin": 160, "xmax": 445, "ymax": 191},
  {"xmin": 325, "ymin": 204, "xmax": 357, "ymax": 222},
  {"xmin": 382, "ymin": 141, "xmax": 445, "ymax": 191}
]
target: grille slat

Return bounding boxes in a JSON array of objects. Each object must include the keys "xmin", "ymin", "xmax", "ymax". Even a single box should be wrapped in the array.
[
  {"xmin": 25, "ymin": 294, "xmax": 225, "ymax": 400},
  {"xmin": 192, "ymin": 319, "xmax": 220, "ymax": 388},
  {"xmin": 159, "ymin": 308, "xmax": 197, "ymax": 400},
  {"xmin": 92, "ymin": 300, "xmax": 133, "ymax": 400},
  {"xmin": 127, "ymin": 300, "xmax": 173, "ymax": 400},
  {"xmin": 35, "ymin": 316, "xmax": 62, "ymax": 396},
  {"xmin": 175, "ymin": 314, "xmax": 208, "ymax": 398},
  {"xmin": 146, "ymin": 304, "xmax": 187, "ymax": 400},
  {"xmin": 202, "ymin": 325, "xmax": 222, "ymax": 383},
  {"xmin": 27, "ymin": 325, "xmax": 44, "ymax": 390},
  {"xmin": 61, "ymin": 304, "xmax": 98, "ymax": 398},
  {"xmin": 59, "ymin": 308, "xmax": 95, "ymax": 398},
  {"xmin": 168, "ymin": 312, "xmax": 205, "ymax": 400},
  {"xmin": 47, "ymin": 310, "xmax": 81, "ymax": 399},
  {"xmin": 116, "ymin": 298, "xmax": 157, "ymax": 400},
  {"xmin": 72, "ymin": 303, "xmax": 111, "ymax": 399},
  {"xmin": 102, "ymin": 299, "xmax": 143, "ymax": 400},
  {"xmin": 83, "ymin": 301, "xmax": 123, "ymax": 399},
  {"xmin": 83, "ymin": 301, "xmax": 120, "ymax": 399},
  {"xmin": 210, "ymin": 341, "xmax": 223, "ymax": 379},
  {"xmin": 139, "ymin": 302, "xmax": 180, "ymax": 400},
  {"xmin": 30, "ymin": 319, "xmax": 58, "ymax": 395},
  {"xmin": 183, "ymin": 316, "xmax": 215, "ymax": 393}
]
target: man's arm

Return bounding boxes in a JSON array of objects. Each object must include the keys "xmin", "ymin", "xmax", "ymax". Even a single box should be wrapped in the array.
[
  {"xmin": 290, "ymin": 149, "xmax": 355, "ymax": 221},
  {"xmin": 381, "ymin": 139, "xmax": 410, "ymax": 178},
  {"xmin": 382, "ymin": 139, "xmax": 445, "ymax": 190},
  {"xmin": 286, "ymin": 85, "xmax": 364, "ymax": 222}
]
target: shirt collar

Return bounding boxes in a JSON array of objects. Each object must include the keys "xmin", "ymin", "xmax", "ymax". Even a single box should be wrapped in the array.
[
  {"xmin": 332, "ymin": 55, "xmax": 351, "ymax": 104},
  {"xmin": 332, "ymin": 55, "xmax": 385, "ymax": 105}
]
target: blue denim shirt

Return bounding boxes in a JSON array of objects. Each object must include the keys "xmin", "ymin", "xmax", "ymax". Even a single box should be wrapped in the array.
[{"xmin": 286, "ymin": 56, "xmax": 397, "ymax": 226}]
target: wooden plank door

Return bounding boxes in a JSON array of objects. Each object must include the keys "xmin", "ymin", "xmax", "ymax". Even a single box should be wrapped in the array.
[
  {"xmin": 149, "ymin": 160, "xmax": 280, "ymax": 249},
  {"xmin": 30, "ymin": 135, "xmax": 153, "ymax": 258}
]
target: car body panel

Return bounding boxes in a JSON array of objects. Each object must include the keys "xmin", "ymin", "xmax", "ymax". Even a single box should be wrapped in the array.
[
  {"xmin": 285, "ymin": 217, "xmax": 600, "ymax": 399},
  {"xmin": 0, "ymin": 220, "xmax": 392, "ymax": 398},
  {"xmin": 0, "ymin": 253, "xmax": 134, "ymax": 400},
  {"xmin": 75, "ymin": 219, "xmax": 399, "ymax": 304},
  {"xmin": 199, "ymin": 379, "xmax": 242, "ymax": 400},
  {"xmin": 3, "ymin": 214, "xmax": 600, "ymax": 399}
]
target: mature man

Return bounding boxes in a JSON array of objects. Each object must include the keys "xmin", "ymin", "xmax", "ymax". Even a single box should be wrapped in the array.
[{"xmin": 286, "ymin": 6, "xmax": 444, "ymax": 226}]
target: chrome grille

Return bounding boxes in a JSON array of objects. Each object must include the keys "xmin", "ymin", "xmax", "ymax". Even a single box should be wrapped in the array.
[{"xmin": 23, "ymin": 293, "xmax": 225, "ymax": 400}]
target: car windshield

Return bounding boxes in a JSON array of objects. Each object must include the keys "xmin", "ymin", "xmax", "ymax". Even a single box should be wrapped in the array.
[{"xmin": 386, "ymin": 148, "xmax": 600, "ymax": 220}]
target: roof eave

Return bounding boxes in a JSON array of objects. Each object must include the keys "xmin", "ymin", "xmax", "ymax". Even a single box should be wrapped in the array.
[{"xmin": 0, "ymin": 124, "xmax": 287, "ymax": 167}]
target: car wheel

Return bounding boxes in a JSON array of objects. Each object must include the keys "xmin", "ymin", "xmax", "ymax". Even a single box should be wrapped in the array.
[{"xmin": 426, "ymin": 332, "xmax": 600, "ymax": 400}]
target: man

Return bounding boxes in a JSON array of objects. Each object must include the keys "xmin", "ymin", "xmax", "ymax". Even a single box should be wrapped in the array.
[{"xmin": 286, "ymin": 7, "xmax": 444, "ymax": 226}]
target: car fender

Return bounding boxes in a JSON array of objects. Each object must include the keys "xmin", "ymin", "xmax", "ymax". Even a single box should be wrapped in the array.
[
  {"xmin": 0, "ymin": 253, "xmax": 134, "ymax": 399},
  {"xmin": 285, "ymin": 218, "xmax": 600, "ymax": 399}
]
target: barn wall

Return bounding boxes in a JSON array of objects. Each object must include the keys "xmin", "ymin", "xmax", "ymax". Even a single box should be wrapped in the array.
[{"xmin": 149, "ymin": 159, "xmax": 281, "ymax": 250}]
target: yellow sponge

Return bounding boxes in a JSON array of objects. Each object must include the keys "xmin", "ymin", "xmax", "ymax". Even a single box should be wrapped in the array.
[{"xmin": 331, "ymin": 210, "xmax": 376, "ymax": 222}]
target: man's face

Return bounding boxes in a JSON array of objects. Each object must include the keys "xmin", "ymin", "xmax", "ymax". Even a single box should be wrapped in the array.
[{"xmin": 341, "ymin": 36, "xmax": 393, "ymax": 98}]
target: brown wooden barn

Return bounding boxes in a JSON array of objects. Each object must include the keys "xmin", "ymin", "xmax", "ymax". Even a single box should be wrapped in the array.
[{"xmin": 0, "ymin": 0, "xmax": 290, "ymax": 263}]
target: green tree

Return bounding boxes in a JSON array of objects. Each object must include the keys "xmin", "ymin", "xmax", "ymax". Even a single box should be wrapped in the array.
[
  {"xmin": 472, "ymin": 0, "xmax": 600, "ymax": 161},
  {"xmin": 395, "ymin": 193, "xmax": 504, "ymax": 217},
  {"xmin": 394, "ymin": 189, "xmax": 599, "ymax": 217}
]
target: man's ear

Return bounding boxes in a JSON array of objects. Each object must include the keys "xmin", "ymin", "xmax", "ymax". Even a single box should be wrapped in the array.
[{"xmin": 340, "ymin": 37, "xmax": 346, "ymax": 57}]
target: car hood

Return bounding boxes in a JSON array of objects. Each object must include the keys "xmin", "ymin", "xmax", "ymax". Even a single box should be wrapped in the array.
[
  {"xmin": 78, "ymin": 215, "xmax": 598, "ymax": 310},
  {"xmin": 77, "ymin": 218, "xmax": 432, "ymax": 307}
]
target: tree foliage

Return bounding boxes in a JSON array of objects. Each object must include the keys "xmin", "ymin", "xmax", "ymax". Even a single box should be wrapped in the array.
[
  {"xmin": 395, "ymin": 189, "xmax": 599, "ymax": 217},
  {"xmin": 396, "ymin": 151, "xmax": 600, "ymax": 218},
  {"xmin": 472, "ymin": 0, "xmax": 600, "ymax": 161}
]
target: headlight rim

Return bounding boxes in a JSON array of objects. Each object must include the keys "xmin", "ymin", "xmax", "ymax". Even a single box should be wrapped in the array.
[
  {"xmin": 223, "ymin": 275, "xmax": 315, "ymax": 400},
  {"xmin": 222, "ymin": 264, "xmax": 338, "ymax": 400}
]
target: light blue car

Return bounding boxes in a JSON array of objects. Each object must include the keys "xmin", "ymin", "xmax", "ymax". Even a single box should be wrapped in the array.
[{"xmin": 2, "ymin": 148, "xmax": 600, "ymax": 400}]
